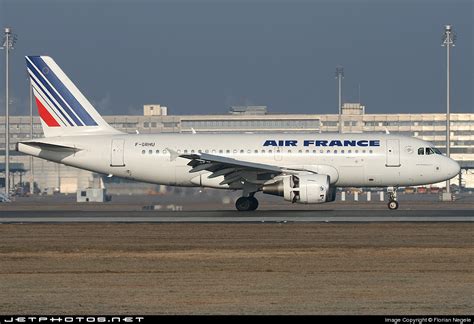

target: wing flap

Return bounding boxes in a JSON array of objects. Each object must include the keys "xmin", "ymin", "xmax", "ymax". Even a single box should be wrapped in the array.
[
  {"xmin": 182, "ymin": 152, "xmax": 282, "ymax": 173},
  {"xmin": 179, "ymin": 152, "xmax": 282, "ymax": 186}
]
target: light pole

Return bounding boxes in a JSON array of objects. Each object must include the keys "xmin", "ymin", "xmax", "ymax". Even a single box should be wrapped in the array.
[
  {"xmin": 442, "ymin": 25, "xmax": 455, "ymax": 196},
  {"xmin": 335, "ymin": 66, "xmax": 344, "ymax": 133},
  {"xmin": 29, "ymin": 82, "xmax": 34, "ymax": 195},
  {"xmin": 2, "ymin": 27, "xmax": 17, "ymax": 197}
]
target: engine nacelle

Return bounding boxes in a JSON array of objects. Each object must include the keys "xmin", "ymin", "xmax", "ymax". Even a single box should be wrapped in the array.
[{"xmin": 263, "ymin": 174, "xmax": 336, "ymax": 204}]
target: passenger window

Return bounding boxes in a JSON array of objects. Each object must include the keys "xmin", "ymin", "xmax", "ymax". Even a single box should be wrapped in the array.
[
  {"xmin": 141, "ymin": 150, "xmax": 145, "ymax": 154},
  {"xmin": 418, "ymin": 148, "xmax": 424, "ymax": 155}
]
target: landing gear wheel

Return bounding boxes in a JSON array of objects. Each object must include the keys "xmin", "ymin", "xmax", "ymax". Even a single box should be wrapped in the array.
[
  {"xmin": 388, "ymin": 200, "xmax": 399, "ymax": 210},
  {"xmin": 248, "ymin": 197, "xmax": 259, "ymax": 211},
  {"xmin": 236, "ymin": 197, "xmax": 251, "ymax": 211},
  {"xmin": 235, "ymin": 197, "xmax": 259, "ymax": 211}
]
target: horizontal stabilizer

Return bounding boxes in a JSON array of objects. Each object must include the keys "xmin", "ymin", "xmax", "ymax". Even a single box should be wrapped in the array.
[{"xmin": 17, "ymin": 141, "xmax": 80, "ymax": 152}]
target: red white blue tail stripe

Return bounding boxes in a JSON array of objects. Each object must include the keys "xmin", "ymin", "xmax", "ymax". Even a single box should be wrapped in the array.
[{"xmin": 26, "ymin": 56, "xmax": 98, "ymax": 127}]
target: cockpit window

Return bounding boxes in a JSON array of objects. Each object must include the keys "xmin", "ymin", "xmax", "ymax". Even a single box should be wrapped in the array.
[
  {"xmin": 432, "ymin": 147, "xmax": 442, "ymax": 155},
  {"xmin": 420, "ymin": 147, "xmax": 442, "ymax": 155}
]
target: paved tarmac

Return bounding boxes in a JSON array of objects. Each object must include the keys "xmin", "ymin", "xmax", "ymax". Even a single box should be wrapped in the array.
[
  {"xmin": 1, "ymin": 193, "xmax": 473, "ymax": 223},
  {"xmin": 0, "ymin": 209, "xmax": 472, "ymax": 223}
]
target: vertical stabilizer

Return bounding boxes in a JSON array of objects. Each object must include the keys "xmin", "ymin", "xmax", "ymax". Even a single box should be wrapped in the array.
[{"xmin": 25, "ymin": 56, "xmax": 121, "ymax": 137}]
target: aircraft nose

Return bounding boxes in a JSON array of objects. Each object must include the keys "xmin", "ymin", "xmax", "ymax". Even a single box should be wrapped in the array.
[{"xmin": 447, "ymin": 158, "xmax": 461, "ymax": 178}]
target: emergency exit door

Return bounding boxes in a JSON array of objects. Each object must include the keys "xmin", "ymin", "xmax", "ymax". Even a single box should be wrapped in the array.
[
  {"xmin": 386, "ymin": 139, "xmax": 400, "ymax": 167},
  {"xmin": 110, "ymin": 139, "xmax": 125, "ymax": 167}
]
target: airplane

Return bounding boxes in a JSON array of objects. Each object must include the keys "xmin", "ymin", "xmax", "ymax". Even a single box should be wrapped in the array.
[{"xmin": 17, "ymin": 56, "xmax": 461, "ymax": 211}]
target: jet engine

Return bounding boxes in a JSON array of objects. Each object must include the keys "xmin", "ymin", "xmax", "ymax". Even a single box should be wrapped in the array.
[{"xmin": 262, "ymin": 174, "xmax": 336, "ymax": 204}]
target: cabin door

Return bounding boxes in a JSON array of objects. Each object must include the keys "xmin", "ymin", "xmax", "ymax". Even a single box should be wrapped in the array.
[
  {"xmin": 386, "ymin": 139, "xmax": 400, "ymax": 167},
  {"xmin": 110, "ymin": 139, "xmax": 125, "ymax": 167}
]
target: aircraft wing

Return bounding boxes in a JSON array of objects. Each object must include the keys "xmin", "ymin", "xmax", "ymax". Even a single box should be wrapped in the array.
[{"xmin": 179, "ymin": 152, "xmax": 283, "ymax": 186}]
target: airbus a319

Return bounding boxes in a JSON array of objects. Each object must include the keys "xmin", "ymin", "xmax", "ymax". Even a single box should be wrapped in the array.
[{"xmin": 18, "ymin": 56, "xmax": 460, "ymax": 211}]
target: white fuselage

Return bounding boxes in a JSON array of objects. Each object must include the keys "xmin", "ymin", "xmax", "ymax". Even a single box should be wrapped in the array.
[{"xmin": 18, "ymin": 133, "xmax": 460, "ymax": 189}]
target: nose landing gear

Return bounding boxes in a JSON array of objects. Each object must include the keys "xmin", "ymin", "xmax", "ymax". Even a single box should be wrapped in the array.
[
  {"xmin": 387, "ymin": 187, "xmax": 399, "ymax": 210},
  {"xmin": 388, "ymin": 200, "xmax": 399, "ymax": 210}
]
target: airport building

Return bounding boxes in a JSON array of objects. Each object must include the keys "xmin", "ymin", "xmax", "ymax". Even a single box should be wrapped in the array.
[{"xmin": 1, "ymin": 104, "xmax": 473, "ymax": 194}]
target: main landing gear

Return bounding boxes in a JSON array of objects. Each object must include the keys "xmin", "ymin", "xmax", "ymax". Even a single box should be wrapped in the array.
[
  {"xmin": 235, "ymin": 195, "xmax": 259, "ymax": 211},
  {"xmin": 387, "ymin": 187, "xmax": 399, "ymax": 210}
]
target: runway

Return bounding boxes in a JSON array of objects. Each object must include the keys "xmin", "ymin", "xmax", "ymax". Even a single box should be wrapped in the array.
[{"xmin": 0, "ymin": 209, "xmax": 472, "ymax": 223}]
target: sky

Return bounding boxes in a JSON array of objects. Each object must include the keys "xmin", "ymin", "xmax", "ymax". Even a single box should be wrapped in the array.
[{"xmin": 0, "ymin": 0, "xmax": 472, "ymax": 116}]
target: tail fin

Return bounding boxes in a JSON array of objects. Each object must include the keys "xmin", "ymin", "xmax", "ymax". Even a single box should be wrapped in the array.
[{"xmin": 25, "ymin": 56, "xmax": 121, "ymax": 137}]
